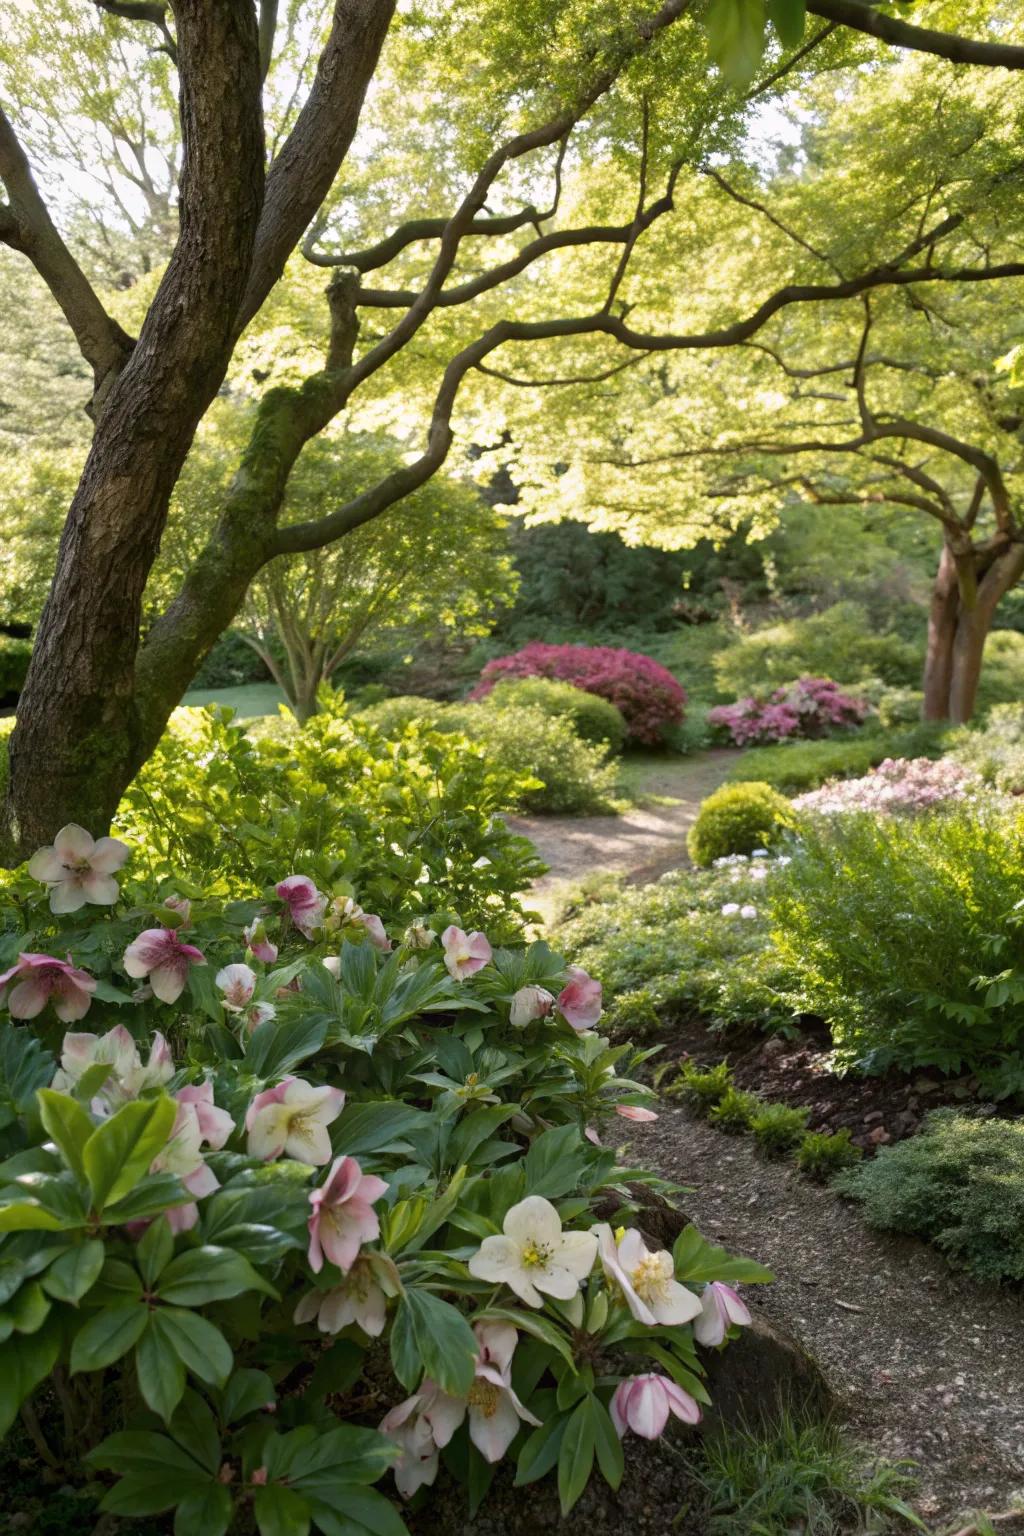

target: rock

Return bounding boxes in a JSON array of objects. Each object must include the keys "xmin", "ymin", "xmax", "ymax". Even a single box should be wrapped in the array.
[{"xmin": 699, "ymin": 1307, "xmax": 834, "ymax": 1431}]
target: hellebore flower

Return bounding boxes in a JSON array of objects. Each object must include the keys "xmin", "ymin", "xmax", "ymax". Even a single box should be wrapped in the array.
[
  {"xmin": 379, "ymin": 1398, "xmax": 439, "ymax": 1499},
  {"xmin": 276, "ymin": 875, "xmax": 326, "ymax": 939},
  {"xmin": 123, "ymin": 928, "xmax": 206, "ymax": 1004},
  {"xmin": 596, "ymin": 1225, "xmax": 701, "ymax": 1328},
  {"xmin": 216, "ymin": 962, "xmax": 257, "ymax": 1012},
  {"xmin": 441, "ymin": 925, "xmax": 492, "ymax": 980},
  {"xmin": 175, "ymin": 1080, "xmax": 234, "ymax": 1151},
  {"xmin": 52, "ymin": 1025, "xmax": 173, "ymax": 1111},
  {"xmin": 294, "ymin": 1252, "xmax": 400, "ymax": 1337},
  {"xmin": 243, "ymin": 919, "xmax": 278, "ymax": 964},
  {"xmin": 329, "ymin": 897, "xmax": 392, "ymax": 951},
  {"xmin": 610, "ymin": 1373, "xmax": 701, "ymax": 1439},
  {"xmin": 0, "ymin": 952, "xmax": 96, "ymax": 1022},
  {"xmin": 557, "ymin": 966, "xmax": 602, "ymax": 1031},
  {"xmin": 245, "ymin": 1076, "xmax": 344, "ymax": 1164},
  {"xmin": 421, "ymin": 1323, "xmax": 541, "ymax": 1463},
  {"xmin": 404, "ymin": 922, "xmax": 435, "ymax": 950},
  {"xmin": 509, "ymin": 985, "xmax": 554, "ymax": 1027},
  {"xmin": 161, "ymin": 894, "xmax": 192, "ymax": 927},
  {"xmin": 307, "ymin": 1154, "xmax": 388, "ymax": 1273},
  {"xmin": 693, "ymin": 1281, "xmax": 752, "ymax": 1347},
  {"xmin": 615, "ymin": 1104, "xmax": 658, "ymax": 1123},
  {"xmin": 468, "ymin": 1195, "xmax": 598, "ymax": 1308},
  {"xmin": 28, "ymin": 823, "xmax": 129, "ymax": 914}
]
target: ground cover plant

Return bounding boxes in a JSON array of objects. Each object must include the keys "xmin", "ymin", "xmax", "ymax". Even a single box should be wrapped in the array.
[
  {"xmin": 792, "ymin": 758, "xmax": 979, "ymax": 817},
  {"xmin": 0, "ymin": 791, "xmax": 776, "ymax": 1535}
]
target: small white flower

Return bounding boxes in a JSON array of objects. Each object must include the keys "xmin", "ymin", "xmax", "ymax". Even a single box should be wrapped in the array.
[{"xmin": 468, "ymin": 1195, "xmax": 598, "ymax": 1308}]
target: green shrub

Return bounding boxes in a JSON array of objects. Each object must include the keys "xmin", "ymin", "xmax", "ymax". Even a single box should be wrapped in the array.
[
  {"xmin": 688, "ymin": 781, "xmax": 797, "ymax": 866},
  {"xmin": 604, "ymin": 987, "xmax": 662, "ymax": 1039},
  {"xmin": 768, "ymin": 806, "xmax": 1024, "ymax": 1074},
  {"xmin": 708, "ymin": 1085, "xmax": 760, "ymax": 1133},
  {"xmin": 713, "ymin": 602, "xmax": 921, "ymax": 694},
  {"xmin": 950, "ymin": 701, "xmax": 1024, "ymax": 793},
  {"xmin": 663, "ymin": 701, "xmax": 713, "ymax": 755},
  {"xmin": 750, "ymin": 1102, "xmax": 811, "ymax": 1155},
  {"xmin": 361, "ymin": 695, "xmax": 618, "ymax": 813},
  {"xmin": 487, "ymin": 676, "xmax": 627, "ymax": 753},
  {"xmin": 728, "ymin": 724, "xmax": 947, "ymax": 794},
  {"xmin": 837, "ymin": 1111, "xmax": 1024, "ymax": 1281},
  {"xmin": 0, "ymin": 634, "xmax": 31, "ymax": 699},
  {"xmin": 872, "ymin": 684, "xmax": 925, "ymax": 729},
  {"xmin": 796, "ymin": 1128, "xmax": 863, "ymax": 1181},
  {"xmin": 977, "ymin": 628, "xmax": 1024, "ymax": 711},
  {"xmin": 669, "ymin": 1058, "xmax": 735, "ymax": 1111}
]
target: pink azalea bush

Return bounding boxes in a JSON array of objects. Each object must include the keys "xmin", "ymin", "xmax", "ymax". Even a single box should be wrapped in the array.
[
  {"xmin": 793, "ymin": 756, "xmax": 978, "ymax": 816},
  {"xmin": 708, "ymin": 676, "xmax": 869, "ymax": 747},
  {"xmin": 0, "ymin": 815, "xmax": 769, "ymax": 1528},
  {"xmin": 471, "ymin": 641, "xmax": 686, "ymax": 745}
]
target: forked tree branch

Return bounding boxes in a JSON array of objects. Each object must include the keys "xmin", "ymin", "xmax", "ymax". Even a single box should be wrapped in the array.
[{"xmin": 91, "ymin": 0, "xmax": 178, "ymax": 61}]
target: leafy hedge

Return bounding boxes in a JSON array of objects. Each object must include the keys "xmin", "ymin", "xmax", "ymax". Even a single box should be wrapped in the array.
[{"xmin": 0, "ymin": 635, "xmax": 31, "ymax": 701}]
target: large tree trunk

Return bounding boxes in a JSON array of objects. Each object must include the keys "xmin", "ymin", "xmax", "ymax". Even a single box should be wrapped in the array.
[
  {"xmin": 1, "ymin": 1, "xmax": 265, "ymax": 859},
  {"xmin": 921, "ymin": 539, "xmax": 1024, "ymax": 725}
]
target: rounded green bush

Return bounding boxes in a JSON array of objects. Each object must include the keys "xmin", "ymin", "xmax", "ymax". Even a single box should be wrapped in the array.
[
  {"xmin": 687, "ymin": 781, "xmax": 796, "ymax": 866},
  {"xmin": 487, "ymin": 676, "xmax": 627, "ymax": 754},
  {"xmin": 357, "ymin": 694, "xmax": 444, "ymax": 735}
]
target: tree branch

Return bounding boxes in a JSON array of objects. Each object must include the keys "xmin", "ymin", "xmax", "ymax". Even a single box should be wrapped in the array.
[
  {"xmin": 0, "ymin": 105, "xmax": 134, "ymax": 404},
  {"xmin": 806, "ymin": 0, "xmax": 1024, "ymax": 69},
  {"xmin": 91, "ymin": 0, "xmax": 178, "ymax": 62}
]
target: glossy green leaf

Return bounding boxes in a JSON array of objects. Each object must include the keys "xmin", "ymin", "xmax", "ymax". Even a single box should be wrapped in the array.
[
  {"xmin": 706, "ymin": 0, "xmax": 766, "ymax": 85},
  {"xmin": 672, "ymin": 1224, "xmax": 773, "ymax": 1284},
  {"xmin": 37, "ymin": 1088, "xmax": 94, "ymax": 1180},
  {"xmin": 390, "ymin": 1288, "xmax": 476, "ymax": 1397},
  {"xmin": 40, "ymin": 1238, "xmax": 105, "ymax": 1303},
  {"xmin": 157, "ymin": 1307, "xmax": 233, "ymax": 1388},
  {"xmin": 157, "ymin": 1245, "xmax": 278, "ymax": 1306},
  {"xmin": 254, "ymin": 1483, "xmax": 311, "ymax": 1536},
  {"xmin": 174, "ymin": 1484, "xmax": 232, "ymax": 1536},
  {"xmin": 0, "ymin": 1316, "xmax": 61, "ymax": 1436},
  {"xmin": 70, "ymin": 1302, "xmax": 148, "ymax": 1372},
  {"xmin": 137, "ymin": 1314, "xmax": 187, "ymax": 1420},
  {"xmin": 83, "ymin": 1095, "xmax": 177, "ymax": 1212},
  {"xmin": 137, "ymin": 1215, "xmax": 174, "ymax": 1287},
  {"xmin": 767, "ymin": 0, "xmax": 806, "ymax": 48},
  {"xmin": 557, "ymin": 1397, "xmax": 595, "ymax": 1516}
]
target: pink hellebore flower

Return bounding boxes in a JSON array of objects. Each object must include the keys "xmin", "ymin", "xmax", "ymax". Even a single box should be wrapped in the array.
[
  {"xmin": 359, "ymin": 913, "xmax": 392, "ymax": 952},
  {"xmin": 161, "ymin": 894, "xmax": 192, "ymax": 927},
  {"xmin": 331, "ymin": 897, "xmax": 392, "ymax": 952},
  {"xmin": 52, "ymin": 1025, "xmax": 173, "ymax": 1111},
  {"xmin": 421, "ymin": 1323, "xmax": 541, "ymax": 1464},
  {"xmin": 276, "ymin": 875, "xmax": 326, "ymax": 940},
  {"xmin": 693, "ymin": 1281, "xmax": 752, "ymax": 1347},
  {"xmin": 610, "ymin": 1374, "xmax": 701, "ymax": 1439},
  {"xmin": 616, "ymin": 1104, "xmax": 658, "ymax": 1123},
  {"xmin": 149, "ymin": 1083, "xmax": 232, "ymax": 1233},
  {"xmin": 123, "ymin": 928, "xmax": 206, "ymax": 1005},
  {"xmin": 595, "ymin": 1225, "xmax": 702, "ymax": 1328},
  {"xmin": 215, "ymin": 962, "xmax": 257, "ymax": 1013},
  {"xmin": 0, "ymin": 953, "xmax": 96, "ymax": 1023},
  {"xmin": 441, "ymin": 925, "xmax": 492, "ymax": 981},
  {"xmin": 243, "ymin": 920, "xmax": 278, "ymax": 965},
  {"xmin": 379, "ymin": 1397, "xmax": 439, "ymax": 1499},
  {"xmin": 175, "ymin": 1080, "xmax": 234, "ymax": 1151},
  {"xmin": 293, "ymin": 1252, "xmax": 400, "ymax": 1337},
  {"xmin": 307, "ymin": 1154, "xmax": 388, "ymax": 1273},
  {"xmin": 557, "ymin": 966, "xmax": 602, "ymax": 1032},
  {"xmin": 245, "ymin": 1076, "xmax": 345, "ymax": 1164},
  {"xmin": 509, "ymin": 985, "xmax": 555, "ymax": 1028},
  {"xmin": 27, "ymin": 823, "xmax": 129, "ymax": 914}
]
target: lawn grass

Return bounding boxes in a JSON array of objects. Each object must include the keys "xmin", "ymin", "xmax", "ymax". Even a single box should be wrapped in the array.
[{"xmin": 180, "ymin": 682, "xmax": 288, "ymax": 719}]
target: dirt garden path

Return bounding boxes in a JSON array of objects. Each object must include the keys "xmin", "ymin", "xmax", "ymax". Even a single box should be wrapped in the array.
[
  {"xmin": 508, "ymin": 749, "xmax": 737, "ymax": 921},
  {"xmin": 642, "ymin": 1104, "xmax": 1024, "ymax": 1528}
]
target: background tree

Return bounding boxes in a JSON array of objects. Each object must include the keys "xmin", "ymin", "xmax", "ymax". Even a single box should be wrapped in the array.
[{"xmin": 2, "ymin": 0, "xmax": 1024, "ymax": 855}]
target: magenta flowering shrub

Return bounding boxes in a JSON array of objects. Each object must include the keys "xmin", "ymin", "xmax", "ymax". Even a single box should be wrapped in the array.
[
  {"xmin": 708, "ymin": 676, "xmax": 869, "ymax": 747},
  {"xmin": 471, "ymin": 641, "xmax": 686, "ymax": 744},
  {"xmin": 0, "ymin": 821, "xmax": 769, "ymax": 1531},
  {"xmin": 792, "ymin": 756, "xmax": 979, "ymax": 816}
]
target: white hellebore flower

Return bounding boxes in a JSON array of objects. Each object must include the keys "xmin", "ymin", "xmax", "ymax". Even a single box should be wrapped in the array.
[
  {"xmin": 509, "ymin": 985, "xmax": 555, "ymax": 1028},
  {"xmin": 693, "ymin": 1281, "xmax": 752, "ymax": 1346},
  {"xmin": 595, "ymin": 1224, "xmax": 702, "ymax": 1327},
  {"xmin": 468, "ymin": 1195, "xmax": 598, "ymax": 1308},
  {"xmin": 27, "ymin": 823, "xmax": 129, "ymax": 914},
  {"xmin": 216, "ymin": 962, "xmax": 257, "ymax": 1012}
]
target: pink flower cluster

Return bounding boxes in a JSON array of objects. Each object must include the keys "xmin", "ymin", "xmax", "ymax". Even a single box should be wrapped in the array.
[
  {"xmin": 709, "ymin": 676, "xmax": 868, "ymax": 747},
  {"xmin": 793, "ymin": 755, "xmax": 978, "ymax": 816},
  {"xmin": 470, "ymin": 642, "xmax": 686, "ymax": 745}
]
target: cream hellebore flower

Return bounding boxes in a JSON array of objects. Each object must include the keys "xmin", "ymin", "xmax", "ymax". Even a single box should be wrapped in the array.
[
  {"xmin": 28, "ymin": 823, "xmax": 129, "ymax": 914},
  {"xmin": 245, "ymin": 1076, "xmax": 345, "ymax": 1164},
  {"xmin": 595, "ymin": 1224, "xmax": 701, "ymax": 1328},
  {"xmin": 509, "ymin": 985, "xmax": 554, "ymax": 1027},
  {"xmin": 0, "ymin": 953, "xmax": 96, "ymax": 1022},
  {"xmin": 693, "ymin": 1281, "xmax": 752, "ymax": 1346},
  {"xmin": 610, "ymin": 1373, "xmax": 701, "ymax": 1439},
  {"xmin": 468, "ymin": 1195, "xmax": 598, "ymax": 1308},
  {"xmin": 420, "ymin": 1323, "xmax": 541, "ymax": 1463},
  {"xmin": 294, "ymin": 1252, "xmax": 400, "ymax": 1337},
  {"xmin": 307, "ymin": 1154, "xmax": 388, "ymax": 1272},
  {"xmin": 216, "ymin": 962, "xmax": 257, "ymax": 1012},
  {"xmin": 379, "ymin": 1397, "xmax": 439, "ymax": 1499},
  {"xmin": 52, "ymin": 1025, "xmax": 173, "ymax": 1112},
  {"xmin": 441, "ymin": 924, "xmax": 492, "ymax": 980},
  {"xmin": 122, "ymin": 927, "xmax": 207, "ymax": 1004},
  {"xmin": 150, "ymin": 1083, "xmax": 233, "ymax": 1233}
]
